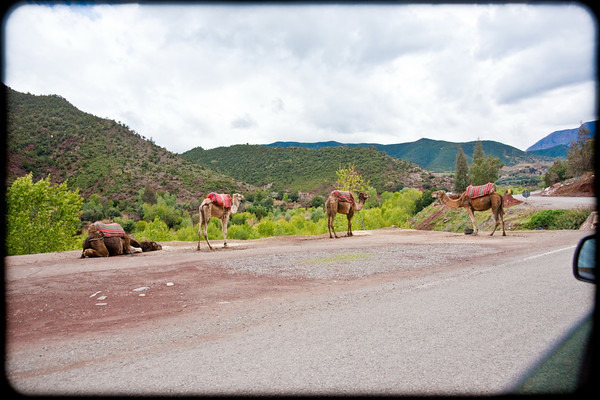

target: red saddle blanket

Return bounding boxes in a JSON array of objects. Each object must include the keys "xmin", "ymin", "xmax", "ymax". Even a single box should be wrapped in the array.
[
  {"xmin": 465, "ymin": 183, "xmax": 495, "ymax": 199},
  {"xmin": 93, "ymin": 222, "xmax": 126, "ymax": 237},
  {"xmin": 331, "ymin": 190, "xmax": 355, "ymax": 205},
  {"xmin": 206, "ymin": 192, "xmax": 232, "ymax": 209}
]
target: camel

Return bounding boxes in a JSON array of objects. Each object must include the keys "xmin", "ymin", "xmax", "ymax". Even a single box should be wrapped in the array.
[
  {"xmin": 81, "ymin": 223, "xmax": 162, "ymax": 257},
  {"xmin": 81, "ymin": 223, "xmax": 135, "ymax": 257},
  {"xmin": 432, "ymin": 189, "xmax": 506, "ymax": 236},
  {"xmin": 325, "ymin": 190, "xmax": 370, "ymax": 238},
  {"xmin": 197, "ymin": 193, "xmax": 244, "ymax": 250}
]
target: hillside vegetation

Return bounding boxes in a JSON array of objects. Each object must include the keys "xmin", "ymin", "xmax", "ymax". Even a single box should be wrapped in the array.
[
  {"xmin": 182, "ymin": 144, "xmax": 451, "ymax": 195},
  {"xmin": 5, "ymin": 85, "xmax": 247, "ymax": 203},
  {"xmin": 267, "ymin": 138, "xmax": 557, "ymax": 172}
]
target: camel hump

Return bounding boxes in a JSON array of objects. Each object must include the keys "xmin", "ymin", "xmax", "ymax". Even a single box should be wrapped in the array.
[
  {"xmin": 92, "ymin": 221, "xmax": 126, "ymax": 237},
  {"xmin": 206, "ymin": 192, "xmax": 232, "ymax": 209},
  {"xmin": 465, "ymin": 183, "xmax": 495, "ymax": 199},
  {"xmin": 331, "ymin": 190, "xmax": 355, "ymax": 204}
]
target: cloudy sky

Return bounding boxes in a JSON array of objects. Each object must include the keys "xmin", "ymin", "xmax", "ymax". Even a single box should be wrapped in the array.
[{"xmin": 3, "ymin": 2, "xmax": 597, "ymax": 153}]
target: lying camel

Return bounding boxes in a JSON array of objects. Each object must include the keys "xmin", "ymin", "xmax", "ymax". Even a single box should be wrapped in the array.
[
  {"xmin": 325, "ymin": 190, "xmax": 370, "ymax": 238},
  {"xmin": 81, "ymin": 223, "xmax": 162, "ymax": 257},
  {"xmin": 81, "ymin": 223, "xmax": 135, "ymax": 257}
]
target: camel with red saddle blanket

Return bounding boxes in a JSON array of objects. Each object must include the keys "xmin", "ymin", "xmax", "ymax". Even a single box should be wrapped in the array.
[
  {"xmin": 325, "ymin": 190, "xmax": 370, "ymax": 238},
  {"xmin": 432, "ymin": 183, "xmax": 506, "ymax": 236},
  {"xmin": 197, "ymin": 192, "xmax": 245, "ymax": 250},
  {"xmin": 81, "ymin": 222, "xmax": 162, "ymax": 257}
]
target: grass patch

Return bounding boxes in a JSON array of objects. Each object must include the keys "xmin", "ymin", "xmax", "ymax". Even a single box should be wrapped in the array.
[{"xmin": 302, "ymin": 253, "xmax": 372, "ymax": 264}]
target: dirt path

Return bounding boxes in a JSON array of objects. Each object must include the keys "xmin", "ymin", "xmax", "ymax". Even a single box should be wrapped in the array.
[{"xmin": 4, "ymin": 228, "xmax": 588, "ymax": 351}]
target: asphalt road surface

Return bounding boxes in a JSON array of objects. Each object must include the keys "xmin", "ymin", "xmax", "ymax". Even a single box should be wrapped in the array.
[
  {"xmin": 513, "ymin": 192, "xmax": 595, "ymax": 209},
  {"xmin": 5, "ymin": 227, "xmax": 595, "ymax": 396}
]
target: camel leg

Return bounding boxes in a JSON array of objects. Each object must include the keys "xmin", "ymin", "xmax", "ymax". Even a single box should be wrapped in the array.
[
  {"xmin": 222, "ymin": 212, "xmax": 230, "ymax": 248},
  {"xmin": 197, "ymin": 205, "xmax": 204, "ymax": 250},
  {"xmin": 122, "ymin": 236, "xmax": 135, "ymax": 255},
  {"xmin": 328, "ymin": 213, "xmax": 338, "ymax": 238},
  {"xmin": 198, "ymin": 204, "xmax": 214, "ymax": 251},
  {"xmin": 82, "ymin": 248, "xmax": 109, "ymax": 258},
  {"xmin": 490, "ymin": 200, "xmax": 507, "ymax": 237},
  {"xmin": 490, "ymin": 216, "xmax": 498, "ymax": 236},
  {"xmin": 82, "ymin": 240, "xmax": 109, "ymax": 257},
  {"xmin": 326, "ymin": 199, "xmax": 339, "ymax": 239},
  {"xmin": 490, "ymin": 211, "xmax": 502, "ymax": 236},
  {"xmin": 346, "ymin": 214, "xmax": 353, "ymax": 237},
  {"xmin": 467, "ymin": 208, "xmax": 478, "ymax": 235}
]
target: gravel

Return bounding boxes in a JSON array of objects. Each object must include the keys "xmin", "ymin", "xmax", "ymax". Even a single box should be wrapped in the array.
[{"xmin": 219, "ymin": 244, "xmax": 500, "ymax": 280}]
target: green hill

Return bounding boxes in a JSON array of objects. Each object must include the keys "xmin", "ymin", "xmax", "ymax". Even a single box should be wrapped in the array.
[
  {"xmin": 182, "ymin": 144, "xmax": 451, "ymax": 195},
  {"xmin": 267, "ymin": 138, "xmax": 557, "ymax": 172},
  {"xmin": 5, "ymin": 85, "xmax": 247, "ymax": 203}
]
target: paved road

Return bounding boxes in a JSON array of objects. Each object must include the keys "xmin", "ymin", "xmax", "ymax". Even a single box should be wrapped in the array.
[
  {"xmin": 6, "ymin": 230, "xmax": 595, "ymax": 396},
  {"xmin": 512, "ymin": 193, "xmax": 595, "ymax": 210}
]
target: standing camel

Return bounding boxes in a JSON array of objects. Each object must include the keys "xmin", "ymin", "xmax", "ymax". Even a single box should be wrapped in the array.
[
  {"xmin": 197, "ymin": 192, "xmax": 244, "ymax": 250},
  {"xmin": 432, "ymin": 188, "xmax": 506, "ymax": 236},
  {"xmin": 325, "ymin": 190, "xmax": 370, "ymax": 238}
]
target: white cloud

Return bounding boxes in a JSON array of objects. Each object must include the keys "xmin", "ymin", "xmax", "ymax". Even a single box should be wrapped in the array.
[{"xmin": 3, "ymin": 2, "xmax": 597, "ymax": 153}]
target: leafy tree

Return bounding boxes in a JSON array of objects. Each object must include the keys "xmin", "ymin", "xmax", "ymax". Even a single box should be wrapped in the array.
[
  {"xmin": 453, "ymin": 145, "xmax": 469, "ymax": 193},
  {"xmin": 81, "ymin": 193, "xmax": 105, "ymax": 222},
  {"xmin": 310, "ymin": 195, "xmax": 326, "ymax": 208},
  {"xmin": 141, "ymin": 192, "xmax": 185, "ymax": 229},
  {"xmin": 141, "ymin": 184, "xmax": 157, "ymax": 204},
  {"xmin": 469, "ymin": 140, "xmax": 504, "ymax": 185},
  {"xmin": 544, "ymin": 160, "xmax": 568, "ymax": 186},
  {"xmin": 6, "ymin": 173, "xmax": 83, "ymax": 255},
  {"xmin": 567, "ymin": 124, "xmax": 594, "ymax": 177},
  {"xmin": 335, "ymin": 163, "xmax": 372, "ymax": 193}
]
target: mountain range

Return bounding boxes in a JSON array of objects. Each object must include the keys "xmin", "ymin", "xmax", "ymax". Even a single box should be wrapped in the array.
[
  {"xmin": 265, "ymin": 137, "xmax": 556, "ymax": 173},
  {"xmin": 5, "ymin": 85, "xmax": 587, "ymax": 203},
  {"xmin": 526, "ymin": 121, "xmax": 596, "ymax": 154}
]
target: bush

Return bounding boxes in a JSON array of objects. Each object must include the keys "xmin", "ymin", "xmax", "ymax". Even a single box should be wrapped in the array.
[
  {"xmin": 522, "ymin": 209, "xmax": 591, "ymax": 230},
  {"xmin": 228, "ymin": 223, "xmax": 253, "ymax": 240},
  {"xmin": 6, "ymin": 174, "xmax": 83, "ymax": 255}
]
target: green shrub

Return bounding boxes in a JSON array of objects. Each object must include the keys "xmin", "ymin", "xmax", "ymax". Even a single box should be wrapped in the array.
[
  {"xmin": 6, "ymin": 173, "xmax": 83, "ymax": 255},
  {"xmin": 228, "ymin": 223, "xmax": 253, "ymax": 240},
  {"xmin": 175, "ymin": 225, "xmax": 198, "ymax": 241},
  {"xmin": 522, "ymin": 209, "xmax": 591, "ymax": 230}
]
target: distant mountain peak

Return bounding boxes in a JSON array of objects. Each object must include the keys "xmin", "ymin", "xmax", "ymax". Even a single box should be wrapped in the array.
[{"xmin": 526, "ymin": 121, "xmax": 596, "ymax": 152}]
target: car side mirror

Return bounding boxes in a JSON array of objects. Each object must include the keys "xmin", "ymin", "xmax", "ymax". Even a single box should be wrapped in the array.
[{"xmin": 573, "ymin": 234, "xmax": 596, "ymax": 283}]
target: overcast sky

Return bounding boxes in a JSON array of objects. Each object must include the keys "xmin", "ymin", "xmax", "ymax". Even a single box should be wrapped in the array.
[{"xmin": 3, "ymin": 2, "xmax": 597, "ymax": 153}]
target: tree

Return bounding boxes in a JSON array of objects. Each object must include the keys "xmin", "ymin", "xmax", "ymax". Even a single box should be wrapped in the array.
[
  {"xmin": 6, "ymin": 173, "xmax": 83, "ymax": 255},
  {"xmin": 567, "ymin": 124, "xmax": 594, "ymax": 177},
  {"xmin": 469, "ymin": 140, "xmax": 504, "ymax": 185},
  {"xmin": 453, "ymin": 145, "xmax": 469, "ymax": 193},
  {"xmin": 544, "ymin": 160, "xmax": 568, "ymax": 186},
  {"xmin": 140, "ymin": 184, "xmax": 157, "ymax": 204},
  {"xmin": 334, "ymin": 164, "xmax": 377, "ymax": 210},
  {"xmin": 335, "ymin": 164, "xmax": 371, "ymax": 193}
]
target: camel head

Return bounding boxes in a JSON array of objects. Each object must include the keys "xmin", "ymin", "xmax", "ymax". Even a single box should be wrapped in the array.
[
  {"xmin": 230, "ymin": 193, "xmax": 245, "ymax": 213},
  {"xmin": 431, "ymin": 190, "xmax": 445, "ymax": 203},
  {"xmin": 358, "ymin": 192, "xmax": 370, "ymax": 201},
  {"xmin": 87, "ymin": 224, "xmax": 103, "ymax": 239},
  {"xmin": 232, "ymin": 193, "xmax": 245, "ymax": 203}
]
